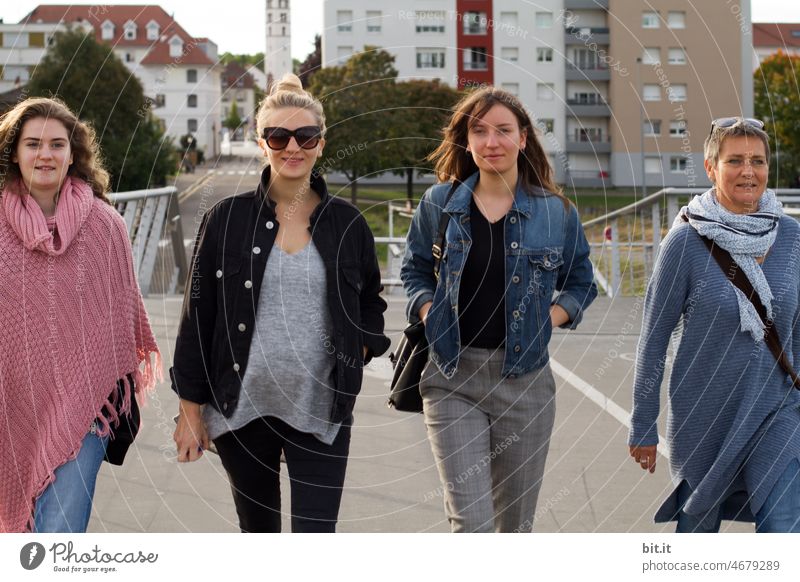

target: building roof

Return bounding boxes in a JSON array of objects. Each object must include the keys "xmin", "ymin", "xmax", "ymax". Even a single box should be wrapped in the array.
[
  {"xmin": 22, "ymin": 4, "xmax": 214, "ymax": 66},
  {"xmin": 753, "ymin": 23, "xmax": 800, "ymax": 48},
  {"xmin": 222, "ymin": 61, "xmax": 256, "ymax": 90}
]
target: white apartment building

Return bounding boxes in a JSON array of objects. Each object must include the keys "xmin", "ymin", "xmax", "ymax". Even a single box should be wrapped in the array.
[{"xmin": 16, "ymin": 5, "xmax": 221, "ymax": 157}]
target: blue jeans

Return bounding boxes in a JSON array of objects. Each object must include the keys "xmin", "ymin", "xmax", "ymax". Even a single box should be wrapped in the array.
[
  {"xmin": 33, "ymin": 426, "xmax": 108, "ymax": 533},
  {"xmin": 676, "ymin": 459, "xmax": 800, "ymax": 533}
]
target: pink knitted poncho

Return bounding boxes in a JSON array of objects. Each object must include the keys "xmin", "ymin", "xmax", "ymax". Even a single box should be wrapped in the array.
[{"xmin": 0, "ymin": 177, "xmax": 161, "ymax": 532}]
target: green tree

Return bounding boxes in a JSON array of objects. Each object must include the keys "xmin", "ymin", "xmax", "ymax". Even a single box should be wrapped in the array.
[
  {"xmin": 391, "ymin": 80, "xmax": 460, "ymax": 206},
  {"xmin": 754, "ymin": 51, "xmax": 800, "ymax": 187},
  {"xmin": 220, "ymin": 52, "xmax": 265, "ymax": 70},
  {"xmin": 27, "ymin": 28, "xmax": 175, "ymax": 190},
  {"xmin": 223, "ymin": 101, "xmax": 243, "ymax": 133},
  {"xmin": 298, "ymin": 34, "xmax": 322, "ymax": 88},
  {"xmin": 308, "ymin": 47, "xmax": 398, "ymax": 203}
]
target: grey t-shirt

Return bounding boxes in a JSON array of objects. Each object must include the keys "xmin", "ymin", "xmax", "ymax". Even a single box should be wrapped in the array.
[{"xmin": 204, "ymin": 241, "xmax": 341, "ymax": 444}]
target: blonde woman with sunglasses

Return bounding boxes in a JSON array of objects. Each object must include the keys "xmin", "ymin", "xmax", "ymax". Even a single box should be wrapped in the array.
[
  {"xmin": 171, "ymin": 74, "xmax": 390, "ymax": 532},
  {"xmin": 630, "ymin": 117, "xmax": 800, "ymax": 532}
]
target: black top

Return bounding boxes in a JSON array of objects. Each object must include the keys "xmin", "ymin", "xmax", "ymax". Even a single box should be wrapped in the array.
[{"xmin": 458, "ymin": 196, "xmax": 507, "ymax": 348}]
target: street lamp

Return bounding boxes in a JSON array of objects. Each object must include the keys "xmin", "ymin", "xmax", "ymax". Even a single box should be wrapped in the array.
[{"xmin": 636, "ymin": 57, "xmax": 647, "ymax": 199}]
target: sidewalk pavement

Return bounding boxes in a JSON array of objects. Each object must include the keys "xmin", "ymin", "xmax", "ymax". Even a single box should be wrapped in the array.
[{"xmin": 89, "ymin": 295, "xmax": 751, "ymax": 533}]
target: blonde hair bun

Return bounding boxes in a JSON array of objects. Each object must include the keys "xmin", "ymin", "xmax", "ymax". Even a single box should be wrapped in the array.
[{"xmin": 271, "ymin": 73, "xmax": 305, "ymax": 96}]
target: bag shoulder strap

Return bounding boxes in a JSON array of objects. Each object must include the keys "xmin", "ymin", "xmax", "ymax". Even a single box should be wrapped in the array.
[
  {"xmin": 431, "ymin": 181, "xmax": 459, "ymax": 280},
  {"xmin": 682, "ymin": 214, "xmax": 800, "ymax": 389}
]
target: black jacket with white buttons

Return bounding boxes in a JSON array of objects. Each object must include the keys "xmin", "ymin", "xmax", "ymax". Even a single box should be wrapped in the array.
[{"xmin": 170, "ymin": 166, "xmax": 391, "ymax": 424}]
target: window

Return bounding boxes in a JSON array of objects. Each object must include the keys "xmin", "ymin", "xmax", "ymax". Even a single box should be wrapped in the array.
[
  {"xmin": 280, "ymin": 12, "xmax": 287, "ymax": 23},
  {"xmin": 642, "ymin": 47, "xmax": 660, "ymax": 65},
  {"xmin": 169, "ymin": 36, "xmax": 183, "ymax": 58},
  {"xmin": 123, "ymin": 21, "xmax": 136, "ymax": 41},
  {"xmin": 267, "ymin": 13, "xmax": 272, "ymax": 23},
  {"xmin": 540, "ymin": 118, "xmax": 555, "ymax": 133},
  {"xmin": 501, "ymin": 47, "xmax": 519, "ymax": 62},
  {"xmin": 416, "ymin": 49, "xmax": 445, "ymax": 69},
  {"xmin": 463, "ymin": 47, "xmax": 488, "ymax": 70},
  {"xmin": 668, "ymin": 48, "xmax": 687, "ymax": 65},
  {"xmin": 463, "ymin": 12, "xmax": 488, "ymax": 35},
  {"xmin": 187, "ymin": 94, "xmax": 198, "ymax": 108},
  {"xmin": 415, "ymin": 11, "xmax": 445, "ymax": 33},
  {"xmin": 537, "ymin": 83, "xmax": 555, "ymax": 101},
  {"xmin": 668, "ymin": 11, "xmax": 686, "ymax": 29},
  {"xmin": 337, "ymin": 10, "xmax": 353, "ymax": 33},
  {"xmin": 670, "ymin": 156, "xmax": 687, "ymax": 172},
  {"xmin": 282, "ymin": 26, "xmax": 286, "ymax": 36},
  {"xmin": 644, "ymin": 119, "xmax": 662, "ymax": 136},
  {"xmin": 187, "ymin": 119, "xmax": 198, "ymax": 132},
  {"xmin": 500, "ymin": 12, "xmax": 518, "ymax": 30},
  {"xmin": 670, "ymin": 120, "xmax": 688, "ymax": 136},
  {"xmin": 645, "ymin": 156, "xmax": 663, "ymax": 174},
  {"xmin": 502, "ymin": 83, "xmax": 519, "ymax": 96},
  {"xmin": 643, "ymin": 84, "xmax": 661, "ymax": 101},
  {"xmin": 366, "ymin": 11, "xmax": 381, "ymax": 33},
  {"xmin": 101, "ymin": 21, "xmax": 114, "ymax": 41},
  {"xmin": 187, "ymin": 69, "xmax": 197, "ymax": 83},
  {"xmin": 337, "ymin": 46, "xmax": 353, "ymax": 63},
  {"xmin": 146, "ymin": 21, "xmax": 159, "ymax": 41},
  {"xmin": 155, "ymin": 94, "xmax": 165, "ymax": 107},
  {"xmin": 537, "ymin": 48, "xmax": 553, "ymax": 62},
  {"xmin": 642, "ymin": 12, "xmax": 660, "ymax": 29},
  {"xmin": 125, "ymin": 53, "xmax": 134, "ymax": 63},
  {"xmin": 29, "ymin": 32, "xmax": 45, "ymax": 48},
  {"xmin": 236, "ymin": 92, "xmax": 245, "ymax": 102},
  {"xmin": 667, "ymin": 84, "xmax": 687, "ymax": 102},
  {"xmin": 536, "ymin": 12, "xmax": 553, "ymax": 28}
]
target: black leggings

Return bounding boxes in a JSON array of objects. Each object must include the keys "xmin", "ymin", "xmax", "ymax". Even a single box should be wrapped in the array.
[{"xmin": 213, "ymin": 415, "xmax": 351, "ymax": 533}]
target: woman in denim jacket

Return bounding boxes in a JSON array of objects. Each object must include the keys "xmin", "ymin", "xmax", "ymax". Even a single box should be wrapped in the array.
[{"xmin": 401, "ymin": 86, "xmax": 597, "ymax": 532}]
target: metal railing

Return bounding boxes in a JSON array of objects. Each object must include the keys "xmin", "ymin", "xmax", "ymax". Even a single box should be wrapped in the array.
[
  {"xmin": 582, "ymin": 188, "xmax": 800, "ymax": 297},
  {"xmin": 376, "ymin": 189, "xmax": 800, "ymax": 298},
  {"xmin": 109, "ymin": 186, "xmax": 188, "ymax": 296}
]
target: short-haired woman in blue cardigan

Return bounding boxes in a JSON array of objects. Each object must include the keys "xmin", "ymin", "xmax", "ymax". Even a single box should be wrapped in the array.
[{"xmin": 630, "ymin": 118, "xmax": 800, "ymax": 532}]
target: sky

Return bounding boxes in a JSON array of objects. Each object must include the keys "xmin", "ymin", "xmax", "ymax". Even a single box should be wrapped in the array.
[{"xmin": 2, "ymin": 0, "xmax": 800, "ymax": 61}]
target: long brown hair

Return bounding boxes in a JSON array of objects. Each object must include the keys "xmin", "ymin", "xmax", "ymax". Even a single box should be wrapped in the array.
[
  {"xmin": 0, "ymin": 97, "xmax": 110, "ymax": 200},
  {"xmin": 429, "ymin": 86, "xmax": 567, "ymax": 203}
]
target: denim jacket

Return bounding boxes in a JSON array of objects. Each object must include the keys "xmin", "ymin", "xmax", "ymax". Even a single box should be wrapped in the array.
[{"xmin": 400, "ymin": 173, "xmax": 597, "ymax": 379}]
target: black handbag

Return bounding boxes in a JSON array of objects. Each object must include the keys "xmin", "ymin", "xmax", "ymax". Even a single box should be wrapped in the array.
[{"xmin": 388, "ymin": 183, "xmax": 458, "ymax": 412}]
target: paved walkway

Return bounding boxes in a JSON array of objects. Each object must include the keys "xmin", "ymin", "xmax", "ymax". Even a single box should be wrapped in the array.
[{"xmin": 89, "ymin": 295, "xmax": 751, "ymax": 533}]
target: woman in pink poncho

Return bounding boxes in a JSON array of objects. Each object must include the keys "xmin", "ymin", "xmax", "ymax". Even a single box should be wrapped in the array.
[{"xmin": 0, "ymin": 97, "xmax": 161, "ymax": 533}]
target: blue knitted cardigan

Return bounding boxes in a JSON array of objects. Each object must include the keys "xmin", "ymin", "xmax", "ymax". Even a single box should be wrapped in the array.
[{"xmin": 630, "ymin": 217, "xmax": 800, "ymax": 521}]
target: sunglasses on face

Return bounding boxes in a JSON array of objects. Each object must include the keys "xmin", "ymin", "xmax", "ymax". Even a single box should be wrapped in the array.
[
  {"xmin": 262, "ymin": 126, "xmax": 322, "ymax": 150},
  {"xmin": 709, "ymin": 117, "xmax": 764, "ymax": 136}
]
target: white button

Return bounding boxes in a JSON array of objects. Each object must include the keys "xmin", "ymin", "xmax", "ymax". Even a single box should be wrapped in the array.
[
  {"xmin": 510, "ymin": 242, "xmax": 519, "ymax": 249},
  {"xmin": 238, "ymin": 323, "xmax": 246, "ymax": 332},
  {"xmin": 233, "ymin": 363, "xmax": 240, "ymax": 372},
  {"xmin": 510, "ymin": 216, "xmax": 517, "ymax": 224},
  {"xmin": 244, "ymin": 280, "xmax": 253, "ymax": 289},
  {"xmin": 266, "ymin": 221, "xmax": 274, "ymax": 229},
  {"xmin": 253, "ymin": 246, "xmax": 261, "ymax": 254},
  {"xmin": 216, "ymin": 269, "xmax": 223, "ymax": 278}
]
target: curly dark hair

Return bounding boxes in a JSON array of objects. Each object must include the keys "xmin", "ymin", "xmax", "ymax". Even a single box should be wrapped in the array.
[
  {"xmin": 428, "ymin": 85, "xmax": 567, "ymax": 204},
  {"xmin": 0, "ymin": 96, "xmax": 110, "ymax": 200}
]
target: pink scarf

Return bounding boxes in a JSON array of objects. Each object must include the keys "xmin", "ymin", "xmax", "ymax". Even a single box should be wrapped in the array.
[{"xmin": 0, "ymin": 177, "xmax": 161, "ymax": 532}]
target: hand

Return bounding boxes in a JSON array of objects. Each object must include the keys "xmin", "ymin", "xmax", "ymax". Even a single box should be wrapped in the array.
[
  {"xmin": 174, "ymin": 399, "xmax": 209, "ymax": 462},
  {"xmin": 549, "ymin": 304, "xmax": 570, "ymax": 327},
  {"xmin": 419, "ymin": 301, "xmax": 433, "ymax": 324},
  {"xmin": 630, "ymin": 445, "xmax": 657, "ymax": 473}
]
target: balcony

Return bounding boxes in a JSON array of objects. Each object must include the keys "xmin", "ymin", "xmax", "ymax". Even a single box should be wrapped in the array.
[
  {"xmin": 566, "ymin": 135, "xmax": 611, "ymax": 153},
  {"xmin": 565, "ymin": 63, "xmax": 611, "ymax": 81},
  {"xmin": 566, "ymin": 169, "xmax": 612, "ymax": 189},
  {"xmin": 565, "ymin": 27, "xmax": 610, "ymax": 45},
  {"xmin": 564, "ymin": 0, "xmax": 609, "ymax": 9},
  {"xmin": 462, "ymin": 62, "xmax": 488, "ymax": 71},
  {"xmin": 566, "ymin": 97, "xmax": 611, "ymax": 117}
]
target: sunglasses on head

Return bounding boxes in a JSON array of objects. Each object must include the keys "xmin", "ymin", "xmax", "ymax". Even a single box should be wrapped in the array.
[
  {"xmin": 262, "ymin": 126, "xmax": 322, "ymax": 150},
  {"xmin": 709, "ymin": 117, "xmax": 764, "ymax": 136}
]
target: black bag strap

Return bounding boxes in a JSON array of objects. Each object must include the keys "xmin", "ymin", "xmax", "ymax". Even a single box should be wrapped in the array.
[
  {"xmin": 682, "ymin": 214, "xmax": 800, "ymax": 389},
  {"xmin": 431, "ymin": 181, "xmax": 460, "ymax": 282}
]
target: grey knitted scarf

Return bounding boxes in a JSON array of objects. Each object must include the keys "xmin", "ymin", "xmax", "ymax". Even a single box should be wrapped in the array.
[{"xmin": 675, "ymin": 187, "xmax": 782, "ymax": 342}]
